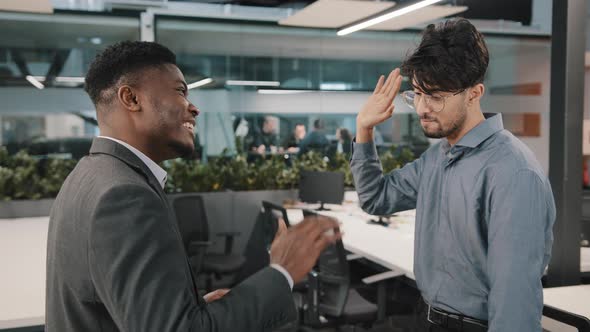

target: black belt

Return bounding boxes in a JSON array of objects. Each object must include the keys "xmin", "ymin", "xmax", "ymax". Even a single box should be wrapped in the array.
[{"xmin": 425, "ymin": 301, "xmax": 488, "ymax": 332}]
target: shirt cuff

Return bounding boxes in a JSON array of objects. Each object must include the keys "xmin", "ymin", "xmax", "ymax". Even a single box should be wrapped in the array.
[
  {"xmin": 351, "ymin": 138, "xmax": 378, "ymax": 160},
  {"xmin": 270, "ymin": 264, "xmax": 293, "ymax": 290}
]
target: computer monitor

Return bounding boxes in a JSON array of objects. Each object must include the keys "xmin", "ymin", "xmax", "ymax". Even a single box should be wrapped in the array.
[{"xmin": 299, "ymin": 170, "xmax": 345, "ymax": 211}]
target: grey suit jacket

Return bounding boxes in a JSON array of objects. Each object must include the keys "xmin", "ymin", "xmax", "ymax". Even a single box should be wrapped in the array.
[{"xmin": 46, "ymin": 137, "xmax": 296, "ymax": 331}]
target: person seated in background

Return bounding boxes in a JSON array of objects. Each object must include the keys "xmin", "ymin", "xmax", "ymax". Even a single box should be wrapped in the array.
[
  {"xmin": 252, "ymin": 115, "xmax": 281, "ymax": 154},
  {"xmin": 335, "ymin": 127, "xmax": 352, "ymax": 155},
  {"xmin": 299, "ymin": 119, "xmax": 329, "ymax": 155},
  {"xmin": 282, "ymin": 123, "xmax": 306, "ymax": 153}
]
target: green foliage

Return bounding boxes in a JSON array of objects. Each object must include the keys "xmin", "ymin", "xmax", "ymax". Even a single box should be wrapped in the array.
[
  {"xmin": 380, "ymin": 145, "xmax": 416, "ymax": 174},
  {"xmin": 164, "ymin": 146, "xmax": 415, "ymax": 194},
  {"xmin": 0, "ymin": 144, "xmax": 416, "ymax": 199},
  {"xmin": 0, "ymin": 146, "xmax": 77, "ymax": 201},
  {"xmin": 38, "ymin": 158, "xmax": 78, "ymax": 198},
  {"xmin": 1, "ymin": 149, "xmax": 43, "ymax": 200}
]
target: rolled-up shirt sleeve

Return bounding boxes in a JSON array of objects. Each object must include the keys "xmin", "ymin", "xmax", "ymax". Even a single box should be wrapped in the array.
[
  {"xmin": 487, "ymin": 169, "xmax": 555, "ymax": 331},
  {"xmin": 350, "ymin": 140, "xmax": 423, "ymax": 215}
]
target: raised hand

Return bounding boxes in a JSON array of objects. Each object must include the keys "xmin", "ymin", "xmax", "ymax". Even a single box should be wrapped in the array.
[{"xmin": 357, "ymin": 69, "xmax": 403, "ymax": 135}]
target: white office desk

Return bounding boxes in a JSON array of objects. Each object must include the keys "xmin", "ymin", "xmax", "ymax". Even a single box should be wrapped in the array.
[
  {"xmin": 287, "ymin": 205, "xmax": 416, "ymax": 279},
  {"xmin": 543, "ymin": 285, "xmax": 590, "ymax": 319},
  {"xmin": 582, "ymin": 247, "xmax": 590, "ymax": 273},
  {"xmin": 0, "ymin": 217, "xmax": 48, "ymax": 329},
  {"xmin": 288, "ymin": 204, "xmax": 590, "ymax": 280}
]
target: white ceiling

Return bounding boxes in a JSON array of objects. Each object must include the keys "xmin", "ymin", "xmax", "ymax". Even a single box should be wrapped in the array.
[
  {"xmin": 278, "ymin": 0, "xmax": 395, "ymax": 28},
  {"xmin": 0, "ymin": 0, "xmax": 53, "ymax": 14},
  {"xmin": 278, "ymin": 0, "xmax": 467, "ymax": 32},
  {"xmin": 157, "ymin": 18, "xmax": 549, "ymax": 61},
  {"xmin": 367, "ymin": 5, "xmax": 468, "ymax": 31},
  {"xmin": 0, "ymin": 10, "xmax": 551, "ymax": 63}
]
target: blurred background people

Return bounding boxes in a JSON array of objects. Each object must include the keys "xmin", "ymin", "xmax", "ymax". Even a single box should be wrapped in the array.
[
  {"xmin": 299, "ymin": 119, "xmax": 329, "ymax": 155},
  {"xmin": 282, "ymin": 123, "xmax": 306, "ymax": 153}
]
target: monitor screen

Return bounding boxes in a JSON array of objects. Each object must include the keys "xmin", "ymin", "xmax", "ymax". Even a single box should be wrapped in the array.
[{"xmin": 299, "ymin": 170, "xmax": 345, "ymax": 208}]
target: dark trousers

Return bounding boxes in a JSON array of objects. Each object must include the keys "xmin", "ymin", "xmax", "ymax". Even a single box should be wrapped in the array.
[
  {"xmin": 412, "ymin": 299, "xmax": 488, "ymax": 332},
  {"xmin": 413, "ymin": 299, "xmax": 453, "ymax": 332}
]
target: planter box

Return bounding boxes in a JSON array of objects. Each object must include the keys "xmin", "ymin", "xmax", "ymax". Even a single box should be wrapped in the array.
[
  {"xmin": 0, "ymin": 198, "xmax": 55, "ymax": 219},
  {"xmin": 0, "ymin": 189, "xmax": 298, "ymax": 255}
]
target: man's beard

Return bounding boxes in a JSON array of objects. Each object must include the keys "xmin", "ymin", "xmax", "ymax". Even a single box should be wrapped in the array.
[
  {"xmin": 422, "ymin": 120, "xmax": 462, "ymax": 139},
  {"xmin": 421, "ymin": 107, "xmax": 467, "ymax": 139}
]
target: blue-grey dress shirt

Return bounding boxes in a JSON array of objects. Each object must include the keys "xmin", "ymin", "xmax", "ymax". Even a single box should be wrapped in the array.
[{"xmin": 350, "ymin": 113, "xmax": 555, "ymax": 331}]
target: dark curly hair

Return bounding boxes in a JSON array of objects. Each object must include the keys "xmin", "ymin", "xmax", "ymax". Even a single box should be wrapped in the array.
[
  {"xmin": 84, "ymin": 41, "xmax": 176, "ymax": 106},
  {"xmin": 400, "ymin": 18, "xmax": 489, "ymax": 94}
]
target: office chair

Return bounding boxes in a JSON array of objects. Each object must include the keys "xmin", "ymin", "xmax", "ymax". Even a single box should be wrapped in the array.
[
  {"xmin": 262, "ymin": 200, "xmax": 291, "ymax": 227},
  {"xmin": 300, "ymin": 209, "xmax": 380, "ymax": 331},
  {"xmin": 237, "ymin": 201, "xmax": 292, "ymax": 282},
  {"xmin": 543, "ymin": 305, "xmax": 590, "ymax": 332},
  {"xmin": 172, "ymin": 194, "xmax": 245, "ymax": 292}
]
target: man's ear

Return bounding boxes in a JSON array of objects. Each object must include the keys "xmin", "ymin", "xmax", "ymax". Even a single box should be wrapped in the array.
[
  {"xmin": 468, "ymin": 83, "xmax": 485, "ymax": 105},
  {"xmin": 117, "ymin": 85, "xmax": 141, "ymax": 112}
]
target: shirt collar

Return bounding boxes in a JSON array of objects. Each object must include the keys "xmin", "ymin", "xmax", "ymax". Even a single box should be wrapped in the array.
[
  {"xmin": 98, "ymin": 136, "xmax": 168, "ymax": 189},
  {"xmin": 442, "ymin": 113, "xmax": 504, "ymax": 152}
]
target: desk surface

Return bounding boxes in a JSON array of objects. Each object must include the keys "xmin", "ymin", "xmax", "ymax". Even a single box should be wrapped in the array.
[
  {"xmin": 543, "ymin": 285, "xmax": 590, "ymax": 319},
  {"xmin": 323, "ymin": 208, "xmax": 416, "ymax": 279},
  {"xmin": 288, "ymin": 205, "xmax": 418, "ymax": 277},
  {"xmin": 0, "ymin": 217, "xmax": 48, "ymax": 329},
  {"xmin": 288, "ymin": 204, "xmax": 590, "ymax": 280}
]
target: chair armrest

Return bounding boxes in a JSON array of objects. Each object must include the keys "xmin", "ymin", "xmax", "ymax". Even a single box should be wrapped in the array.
[
  {"xmin": 216, "ymin": 231, "xmax": 241, "ymax": 254},
  {"xmin": 318, "ymin": 273, "xmax": 349, "ymax": 284},
  {"xmin": 346, "ymin": 253, "xmax": 363, "ymax": 261},
  {"xmin": 216, "ymin": 231, "xmax": 241, "ymax": 237},
  {"xmin": 362, "ymin": 270, "xmax": 404, "ymax": 285},
  {"xmin": 543, "ymin": 305, "xmax": 590, "ymax": 330},
  {"xmin": 188, "ymin": 240, "xmax": 212, "ymax": 256}
]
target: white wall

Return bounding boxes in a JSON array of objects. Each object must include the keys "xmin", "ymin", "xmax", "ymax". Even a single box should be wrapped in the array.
[{"xmin": 482, "ymin": 43, "xmax": 552, "ymax": 173}]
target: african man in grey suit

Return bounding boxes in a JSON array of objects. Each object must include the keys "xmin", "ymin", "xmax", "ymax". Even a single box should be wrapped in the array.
[{"xmin": 46, "ymin": 41, "xmax": 341, "ymax": 332}]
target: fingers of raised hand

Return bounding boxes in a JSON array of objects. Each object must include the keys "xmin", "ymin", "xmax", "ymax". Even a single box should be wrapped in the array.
[
  {"xmin": 373, "ymin": 75, "xmax": 385, "ymax": 95},
  {"xmin": 387, "ymin": 72, "xmax": 403, "ymax": 101}
]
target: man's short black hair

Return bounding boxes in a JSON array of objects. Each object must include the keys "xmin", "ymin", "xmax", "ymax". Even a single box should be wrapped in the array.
[
  {"xmin": 400, "ymin": 18, "xmax": 489, "ymax": 94},
  {"xmin": 313, "ymin": 119, "xmax": 324, "ymax": 130},
  {"xmin": 84, "ymin": 41, "xmax": 177, "ymax": 106}
]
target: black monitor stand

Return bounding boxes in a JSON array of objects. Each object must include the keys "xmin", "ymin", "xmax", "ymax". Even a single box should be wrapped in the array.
[
  {"xmin": 315, "ymin": 202, "xmax": 330, "ymax": 211},
  {"xmin": 367, "ymin": 216, "xmax": 390, "ymax": 227}
]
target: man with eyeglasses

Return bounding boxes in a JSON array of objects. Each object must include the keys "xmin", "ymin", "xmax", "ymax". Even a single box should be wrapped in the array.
[{"xmin": 350, "ymin": 18, "xmax": 555, "ymax": 331}]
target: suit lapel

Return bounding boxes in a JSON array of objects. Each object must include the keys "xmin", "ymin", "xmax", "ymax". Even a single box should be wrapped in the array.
[{"xmin": 89, "ymin": 138, "xmax": 204, "ymax": 303}]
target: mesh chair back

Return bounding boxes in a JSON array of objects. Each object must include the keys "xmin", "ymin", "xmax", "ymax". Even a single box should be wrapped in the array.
[
  {"xmin": 262, "ymin": 201, "xmax": 291, "ymax": 227},
  {"xmin": 318, "ymin": 239, "xmax": 350, "ymax": 317},
  {"xmin": 172, "ymin": 195, "xmax": 210, "ymax": 250},
  {"xmin": 303, "ymin": 209, "xmax": 350, "ymax": 317}
]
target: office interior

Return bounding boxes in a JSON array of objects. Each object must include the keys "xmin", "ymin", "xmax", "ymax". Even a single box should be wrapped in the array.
[{"xmin": 0, "ymin": 0, "xmax": 589, "ymax": 331}]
